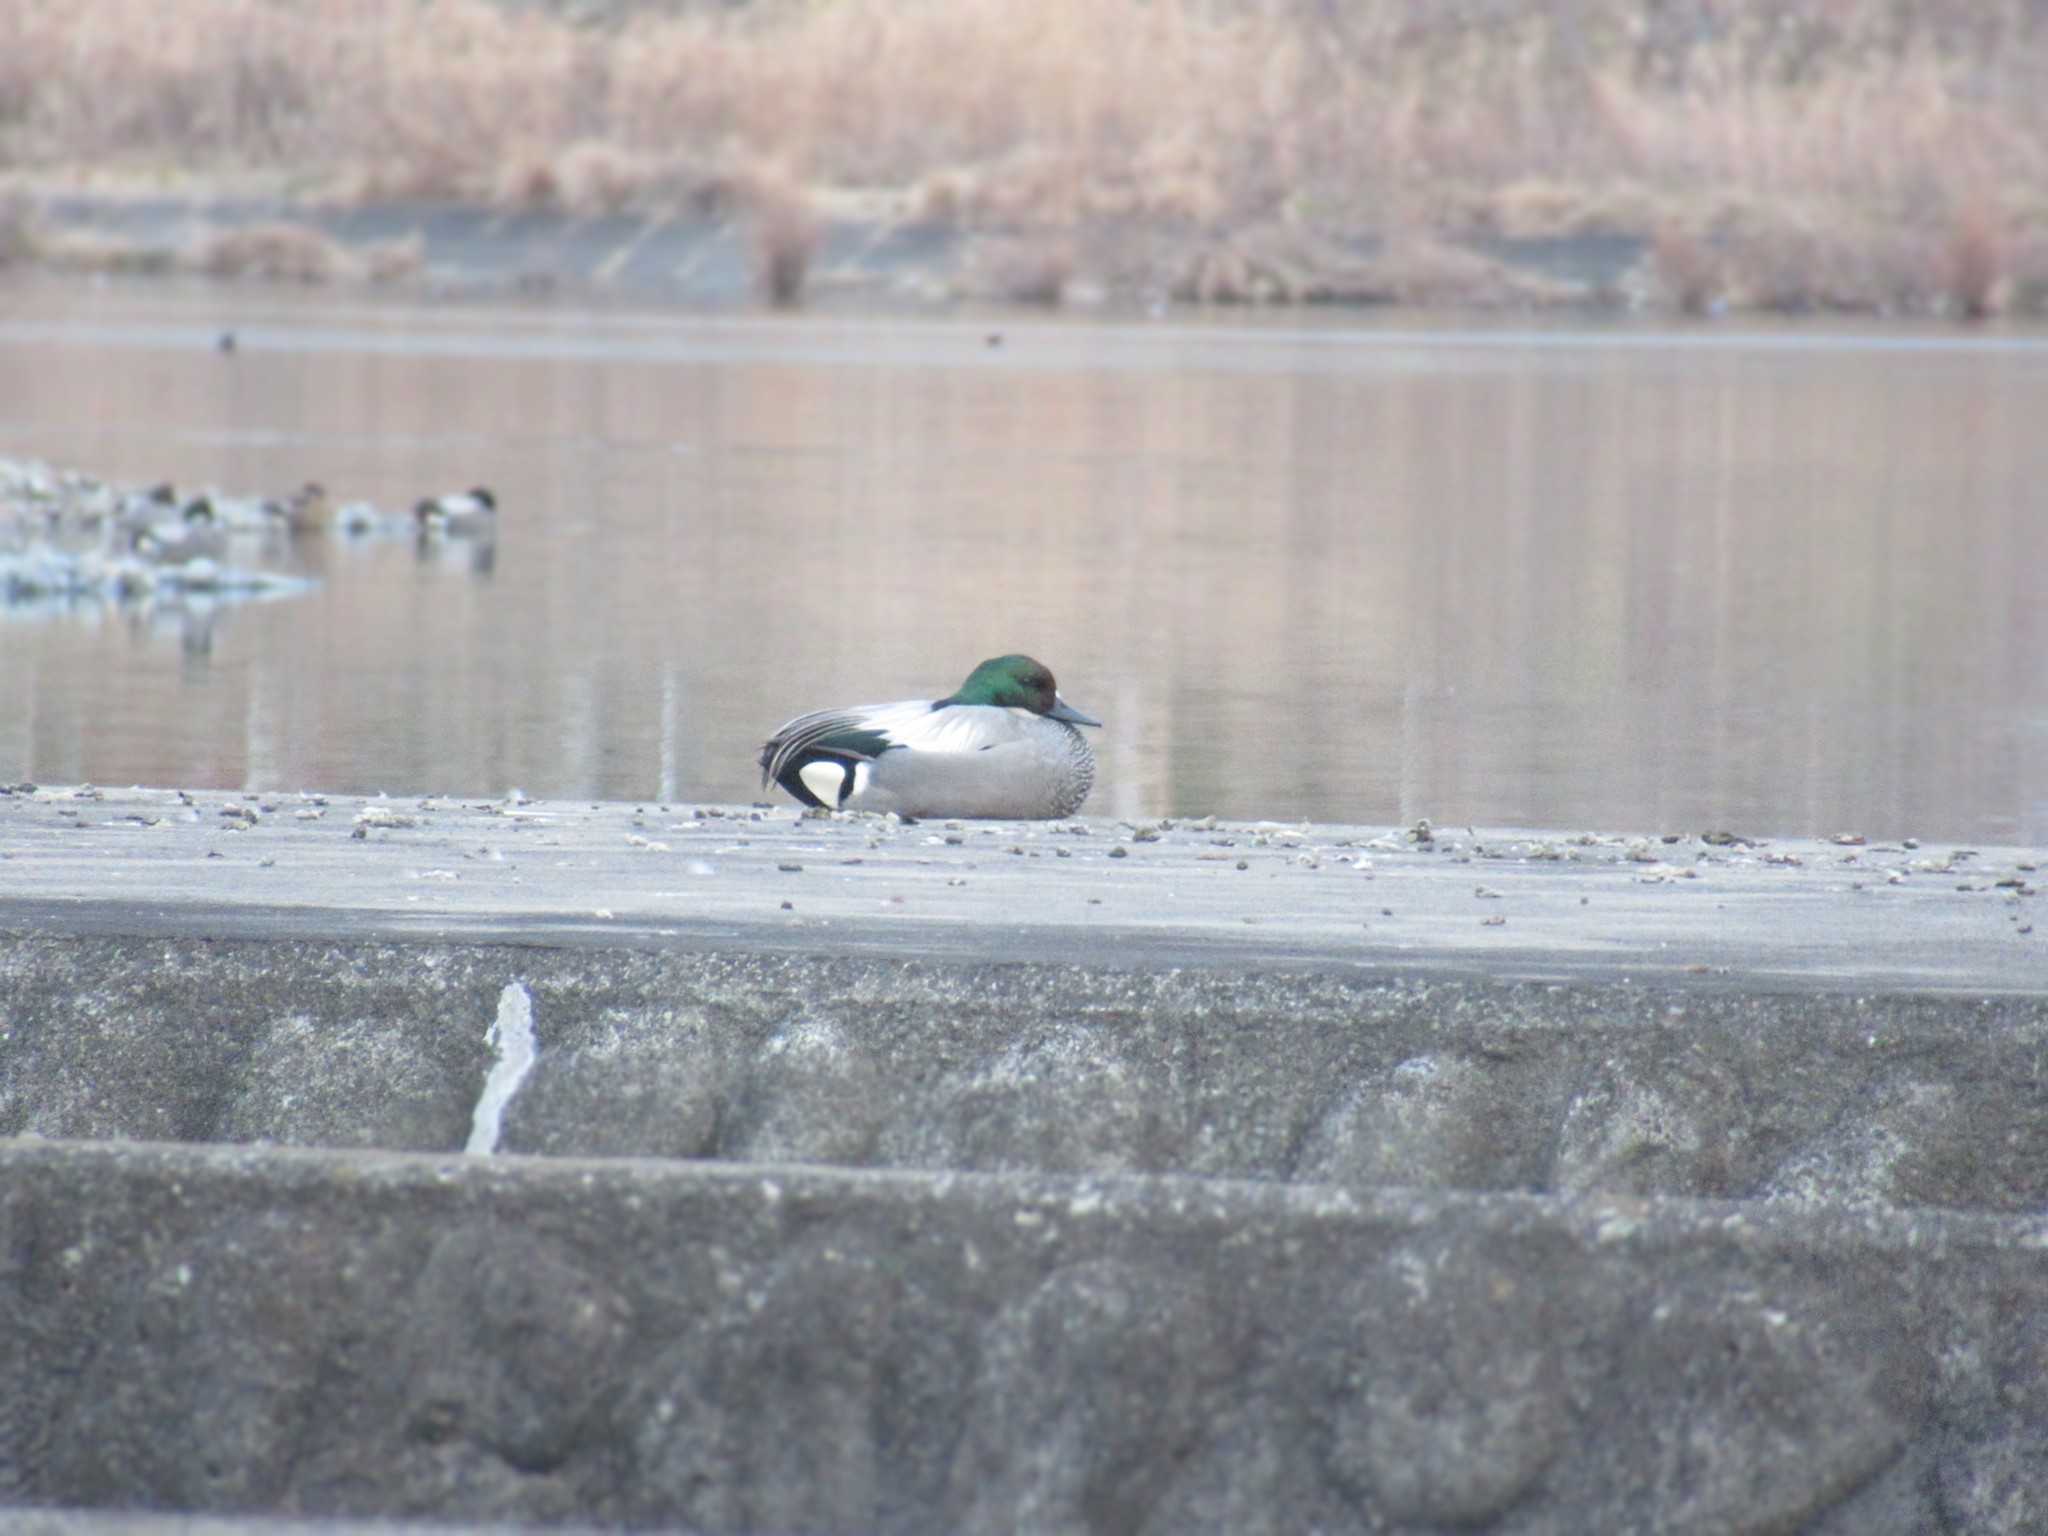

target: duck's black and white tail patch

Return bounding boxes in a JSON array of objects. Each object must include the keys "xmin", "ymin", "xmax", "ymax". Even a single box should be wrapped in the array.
[
  {"xmin": 773, "ymin": 753, "xmax": 872, "ymax": 810},
  {"xmin": 759, "ymin": 717, "xmax": 895, "ymax": 809},
  {"xmin": 789, "ymin": 757, "xmax": 849, "ymax": 809}
]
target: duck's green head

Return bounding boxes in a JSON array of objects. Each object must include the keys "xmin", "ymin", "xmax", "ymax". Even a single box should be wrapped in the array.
[{"xmin": 945, "ymin": 654, "xmax": 1101, "ymax": 726}]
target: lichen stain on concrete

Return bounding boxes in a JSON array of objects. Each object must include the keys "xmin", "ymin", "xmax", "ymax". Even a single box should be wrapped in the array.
[{"xmin": 465, "ymin": 981, "xmax": 537, "ymax": 1156}]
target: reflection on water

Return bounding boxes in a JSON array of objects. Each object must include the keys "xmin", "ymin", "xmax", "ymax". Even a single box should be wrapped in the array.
[{"xmin": 1, "ymin": 275, "xmax": 2044, "ymax": 842}]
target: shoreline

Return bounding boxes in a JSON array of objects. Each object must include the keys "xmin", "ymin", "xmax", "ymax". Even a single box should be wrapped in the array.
[
  {"xmin": 6, "ymin": 185, "xmax": 1640, "ymax": 315},
  {"xmin": 8, "ymin": 185, "xmax": 2044, "ymax": 323}
]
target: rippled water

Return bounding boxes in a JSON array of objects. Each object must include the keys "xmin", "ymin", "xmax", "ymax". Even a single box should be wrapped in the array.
[{"xmin": 3, "ymin": 274, "xmax": 2044, "ymax": 842}]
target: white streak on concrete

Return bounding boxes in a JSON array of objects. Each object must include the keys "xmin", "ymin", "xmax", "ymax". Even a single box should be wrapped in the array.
[
  {"xmin": 465, "ymin": 982, "xmax": 537, "ymax": 1156},
  {"xmin": 659, "ymin": 663, "xmax": 680, "ymax": 805}
]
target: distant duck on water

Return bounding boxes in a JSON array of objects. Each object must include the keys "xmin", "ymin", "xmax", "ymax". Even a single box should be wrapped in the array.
[
  {"xmin": 414, "ymin": 486, "xmax": 497, "ymax": 537},
  {"xmin": 268, "ymin": 481, "xmax": 331, "ymax": 535},
  {"xmin": 758, "ymin": 654, "xmax": 1101, "ymax": 820},
  {"xmin": 129, "ymin": 494, "xmax": 227, "ymax": 565}
]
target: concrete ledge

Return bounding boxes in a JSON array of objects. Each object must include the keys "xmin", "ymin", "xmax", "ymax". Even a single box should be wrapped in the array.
[
  {"xmin": 4, "ymin": 932, "xmax": 2047, "ymax": 1212},
  {"xmin": 4, "ymin": 1138, "xmax": 2048, "ymax": 1533},
  {"xmin": 4, "ymin": 788, "xmax": 2045, "ymax": 1531},
  {"xmin": 2, "ymin": 786, "xmax": 2043, "ymax": 1212},
  {"xmin": 0, "ymin": 1517, "xmax": 564, "ymax": 1536},
  {"xmin": 2, "ymin": 786, "xmax": 2041, "ymax": 992}
]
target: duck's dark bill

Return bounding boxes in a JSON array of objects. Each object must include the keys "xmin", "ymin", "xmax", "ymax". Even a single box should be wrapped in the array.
[{"xmin": 1049, "ymin": 696, "xmax": 1102, "ymax": 728}]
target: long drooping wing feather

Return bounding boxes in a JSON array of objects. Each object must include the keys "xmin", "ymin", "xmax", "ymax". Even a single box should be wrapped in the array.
[
  {"xmin": 763, "ymin": 696, "xmax": 1065, "ymax": 781},
  {"xmin": 758, "ymin": 706, "xmax": 902, "ymax": 788}
]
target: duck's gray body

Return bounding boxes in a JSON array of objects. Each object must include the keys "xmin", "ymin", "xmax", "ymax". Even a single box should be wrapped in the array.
[{"xmin": 759, "ymin": 655, "xmax": 1101, "ymax": 820}]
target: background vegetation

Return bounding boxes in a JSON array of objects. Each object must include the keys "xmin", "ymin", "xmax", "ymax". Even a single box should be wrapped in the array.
[{"xmin": 2, "ymin": 0, "xmax": 2045, "ymax": 312}]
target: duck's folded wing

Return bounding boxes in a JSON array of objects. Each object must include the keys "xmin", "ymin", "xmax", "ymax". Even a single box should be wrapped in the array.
[{"xmin": 758, "ymin": 704, "xmax": 908, "ymax": 787}]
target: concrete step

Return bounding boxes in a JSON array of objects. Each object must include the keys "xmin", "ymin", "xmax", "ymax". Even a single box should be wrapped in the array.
[
  {"xmin": 4, "ymin": 931, "xmax": 2046, "ymax": 1212},
  {"xmin": 5, "ymin": 1138, "xmax": 2048, "ymax": 1534},
  {"xmin": 0, "ymin": 1516, "xmax": 568, "ymax": 1536},
  {"xmin": 3, "ymin": 787, "xmax": 2044, "ymax": 1210},
  {"xmin": 3, "ymin": 785, "xmax": 2046, "ymax": 1531}
]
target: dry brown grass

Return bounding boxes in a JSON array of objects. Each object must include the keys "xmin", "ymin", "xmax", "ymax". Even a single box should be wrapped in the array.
[
  {"xmin": 1944, "ymin": 189, "xmax": 2009, "ymax": 319},
  {"xmin": 961, "ymin": 236, "xmax": 1077, "ymax": 306},
  {"xmin": 196, "ymin": 222, "xmax": 353, "ymax": 282},
  {"xmin": 4, "ymin": 0, "xmax": 2048, "ymax": 313},
  {"xmin": 36, "ymin": 231, "xmax": 180, "ymax": 276},
  {"xmin": 192, "ymin": 223, "xmax": 425, "ymax": 284},
  {"xmin": 1166, "ymin": 224, "xmax": 1577, "ymax": 308},
  {"xmin": 733, "ymin": 170, "xmax": 819, "ymax": 307},
  {"xmin": 5, "ymin": 218, "xmax": 424, "ymax": 285},
  {"xmin": 1651, "ymin": 222, "xmax": 1721, "ymax": 316}
]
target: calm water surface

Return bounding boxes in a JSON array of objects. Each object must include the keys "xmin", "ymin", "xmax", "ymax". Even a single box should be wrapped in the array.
[{"xmin": 3, "ymin": 275, "xmax": 2045, "ymax": 842}]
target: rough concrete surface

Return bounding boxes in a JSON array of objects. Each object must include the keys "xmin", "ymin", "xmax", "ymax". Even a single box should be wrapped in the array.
[
  {"xmin": 0, "ymin": 1517, "xmax": 576, "ymax": 1536},
  {"xmin": 5, "ymin": 932, "xmax": 2048, "ymax": 1211},
  {"xmin": 5, "ymin": 1140, "xmax": 2048, "ymax": 1535},
  {"xmin": 0, "ymin": 784, "xmax": 2039, "ymax": 989},
  {"xmin": 2, "ymin": 784, "xmax": 2046, "ymax": 1532}
]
